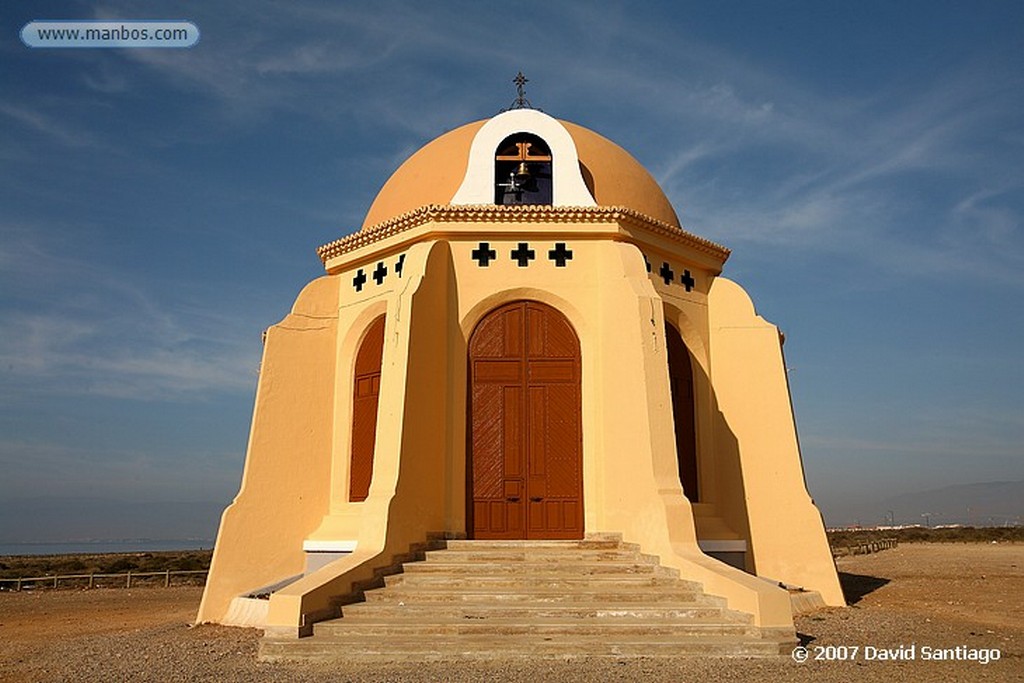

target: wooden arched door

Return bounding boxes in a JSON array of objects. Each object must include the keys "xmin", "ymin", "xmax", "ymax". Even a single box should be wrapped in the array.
[
  {"xmin": 468, "ymin": 301, "xmax": 583, "ymax": 539},
  {"xmin": 665, "ymin": 321, "xmax": 699, "ymax": 501},
  {"xmin": 349, "ymin": 315, "xmax": 385, "ymax": 502}
]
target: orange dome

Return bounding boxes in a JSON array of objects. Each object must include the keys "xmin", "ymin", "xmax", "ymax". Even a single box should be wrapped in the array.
[
  {"xmin": 560, "ymin": 120, "xmax": 680, "ymax": 228},
  {"xmin": 360, "ymin": 117, "xmax": 680, "ymax": 230}
]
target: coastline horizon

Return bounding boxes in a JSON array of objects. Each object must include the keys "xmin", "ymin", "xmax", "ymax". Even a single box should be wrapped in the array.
[{"xmin": 0, "ymin": 538, "xmax": 214, "ymax": 557}]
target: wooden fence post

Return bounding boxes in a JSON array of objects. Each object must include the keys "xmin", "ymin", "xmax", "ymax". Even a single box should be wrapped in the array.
[{"xmin": 2, "ymin": 569, "xmax": 208, "ymax": 593}]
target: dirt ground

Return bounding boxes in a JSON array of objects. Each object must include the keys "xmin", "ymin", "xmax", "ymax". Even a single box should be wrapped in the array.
[{"xmin": 0, "ymin": 543, "xmax": 1021, "ymax": 682}]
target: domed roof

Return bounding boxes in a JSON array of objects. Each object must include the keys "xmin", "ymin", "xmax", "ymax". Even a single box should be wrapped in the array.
[{"xmin": 360, "ymin": 117, "xmax": 680, "ymax": 230}]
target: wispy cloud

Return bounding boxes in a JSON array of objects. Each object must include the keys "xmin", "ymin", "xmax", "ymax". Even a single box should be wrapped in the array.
[
  {"xmin": 100, "ymin": 1, "xmax": 455, "ymax": 128},
  {"xmin": 640, "ymin": 62, "xmax": 1024, "ymax": 286},
  {"xmin": 0, "ymin": 226, "xmax": 260, "ymax": 401},
  {"xmin": 10, "ymin": 1, "xmax": 1018, "ymax": 288},
  {"xmin": 0, "ymin": 103, "xmax": 98, "ymax": 148},
  {"xmin": 0, "ymin": 313, "xmax": 258, "ymax": 400},
  {"xmin": 0, "ymin": 438, "xmax": 242, "ymax": 503},
  {"xmin": 81, "ymin": 66, "xmax": 129, "ymax": 94}
]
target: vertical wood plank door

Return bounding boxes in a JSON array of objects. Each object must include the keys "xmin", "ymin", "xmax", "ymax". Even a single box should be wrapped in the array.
[
  {"xmin": 469, "ymin": 301, "xmax": 583, "ymax": 539},
  {"xmin": 350, "ymin": 315, "xmax": 385, "ymax": 502}
]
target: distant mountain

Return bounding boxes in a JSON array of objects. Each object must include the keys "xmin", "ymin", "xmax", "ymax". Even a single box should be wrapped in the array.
[
  {"xmin": 0, "ymin": 497, "xmax": 225, "ymax": 543},
  {"xmin": 822, "ymin": 480, "xmax": 1024, "ymax": 528},
  {"xmin": 882, "ymin": 480, "xmax": 1024, "ymax": 526}
]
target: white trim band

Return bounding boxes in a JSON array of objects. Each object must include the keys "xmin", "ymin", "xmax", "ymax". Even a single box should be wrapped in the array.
[
  {"xmin": 698, "ymin": 540, "xmax": 748, "ymax": 553},
  {"xmin": 302, "ymin": 540, "xmax": 358, "ymax": 553}
]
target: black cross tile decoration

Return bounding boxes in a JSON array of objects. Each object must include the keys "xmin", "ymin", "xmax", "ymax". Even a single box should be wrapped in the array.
[
  {"xmin": 352, "ymin": 268, "xmax": 367, "ymax": 292},
  {"xmin": 472, "ymin": 242, "xmax": 496, "ymax": 267},
  {"xmin": 372, "ymin": 261, "xmax": 388, "ymax": 286},
  {"xmin": 643, "ymin": 253, "xmax": 652, "ymax": 273},
  {"xmin": 658, "ymin": 262, "xmax": 674, "ymax": 285},
  {"xmin": 548, "ymin": 242, "xmax": 573, "ymax": 267},
  {"xmin": 680, "ymin": 269, "xmax": 695, "ymax": 292},
  {"xmin": 395, "ymin": 253, "xmax": 405, "ymax": 278},
  {"xmin": 511, "ymin": 242, "xmax": 535, "ymax": 267}
]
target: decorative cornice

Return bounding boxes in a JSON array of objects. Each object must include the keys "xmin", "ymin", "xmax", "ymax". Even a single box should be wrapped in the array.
[{"xmin": 316, "ymin": 204, "xmax": 731, "ymax": 264}]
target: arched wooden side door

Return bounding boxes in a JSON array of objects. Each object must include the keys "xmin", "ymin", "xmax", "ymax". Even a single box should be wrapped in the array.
[
  {"xmin": 469, "ymin": 301, "xmax": 583, "ymax": 539},
  {"xmin": 665, "ymin": 321, "xmax": 699, "ymax": 502},
  {"xmin": 349, "ymin": 315, "xmax": 385, "ymax": 502}
]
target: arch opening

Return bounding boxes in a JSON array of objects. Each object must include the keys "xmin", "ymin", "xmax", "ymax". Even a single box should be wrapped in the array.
[
  {"xmin": 349, "ymin": 315, "xmax": 385, "ymax": 502},
  {"xmin": 494, "ymin": 133, "xmax": 552, "ymax": 205},
  {"xmin": 665, "ymin": 320, "xmax": 700, "ymax": 502}
]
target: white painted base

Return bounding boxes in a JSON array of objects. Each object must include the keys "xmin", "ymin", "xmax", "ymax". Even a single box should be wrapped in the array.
[
  {"xmin": 698, "ymin": 539, "xmax": 748, "ymax": 553},
  {"xmin": 221, "ymin": 596, "xmax": 269, "ymax": 628},
  {"xmin": 303, "ymin": 541, "xmax": 357, "ymax": 573},
  {"xmin": 302, "ymin": 539, "xmax": 358, "ymax": 552}
]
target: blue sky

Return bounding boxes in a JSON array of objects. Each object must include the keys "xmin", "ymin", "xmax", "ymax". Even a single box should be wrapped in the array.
[{"xmin": 2, "ymin": 1, "xmax": 1022, "ymax": 536}]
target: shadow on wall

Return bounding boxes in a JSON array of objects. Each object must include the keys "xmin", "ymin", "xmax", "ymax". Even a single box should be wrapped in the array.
[{"xmin": 690, "ymin": 357, "xmax": 754, "ymax": 573}]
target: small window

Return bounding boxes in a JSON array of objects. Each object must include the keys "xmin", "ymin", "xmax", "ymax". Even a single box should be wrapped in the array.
[{"xmin": 494, "ymin": 133, "xmax": 552, "ymax": 205}]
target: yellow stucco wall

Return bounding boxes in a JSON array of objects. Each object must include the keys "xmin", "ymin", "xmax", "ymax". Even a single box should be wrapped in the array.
[
  {"xmin": 707, "ymin": 278, "xmax": 845, "ymax": 606},
  {"xmin": 262, "ymin": 239, "xmax": 462, "ymax": 635},
  {"xmin": 209, "ymin": 227, "xmax": 826, "ymax": 633},
  {"xmin": 197, "ymin": 276, "xmax": 340, "ymax": 624},
  {"xmin": 201, "ymin": 110, "xmax": 841, "ymax": 634}
]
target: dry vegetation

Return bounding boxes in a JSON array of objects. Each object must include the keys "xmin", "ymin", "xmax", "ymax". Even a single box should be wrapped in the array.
[
  {"xmin": 2, "ymin": 528, "xmax": 1017, "ymax": 587},
  {"xmin": 0, "ymin": 550, "xmax": 211, "ymax": 582},
  {"xmin": 828, "ymin": 526, "xmax": 1024, "ymax": 547}
]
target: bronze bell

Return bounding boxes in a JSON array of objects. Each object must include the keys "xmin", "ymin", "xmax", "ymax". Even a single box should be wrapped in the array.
[{"xmin": 514, "ymin": 161, "xmax": 531, "ymax": 183}]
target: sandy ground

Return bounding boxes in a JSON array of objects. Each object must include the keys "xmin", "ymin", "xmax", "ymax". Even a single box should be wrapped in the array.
[{"xmin": 0, "ymin": 542, "xmax": 1021, "ymax": 682}]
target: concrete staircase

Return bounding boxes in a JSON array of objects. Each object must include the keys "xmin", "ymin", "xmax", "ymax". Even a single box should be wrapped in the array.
[{"xmin": 260, "ymin": 534, "xmax": 795, "ymax": 661}]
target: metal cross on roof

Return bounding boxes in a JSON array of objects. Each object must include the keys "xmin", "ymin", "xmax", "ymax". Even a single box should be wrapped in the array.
[{"xmin": 510, "ymin": 71, "xmax": 533, "ymax": 109}]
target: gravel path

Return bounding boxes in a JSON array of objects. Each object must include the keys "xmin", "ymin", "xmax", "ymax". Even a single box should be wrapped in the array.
[{"xmin": 1, "ymin": 543, "xmax": 1020, "ymax": 682}]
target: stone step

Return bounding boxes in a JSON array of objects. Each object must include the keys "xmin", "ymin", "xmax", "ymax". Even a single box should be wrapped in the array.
[
  {"xmin": 339, "ymin": 602, "xmax": 736, "ymax": 622},
  {"xmin": 260, "ymin": 534, "xmax": 795, "ymax": 662},
  {"xmin": 401, "ymin": 561, "xmax": 673, "ymax": 576},
  {"xmin": 315, "ymin": 617, "xmax": 756, "ymax": 638},
  {"xmin": 363, "ymin": 586, "xmax": 719, "ymax": 605},
  {"xmin": 382, "ymin": 572, "xmax": 698, "ymax": 591},
  {"xmin": 443, "ymin": 538, "xmax": 627, "ymax": 551},
  {"xmin": 261, "ymin": 634, "xmax": 793, "ymax": 662},
  {"xmin": 423, "ymin": 548, "xmax": 656, "ymax": 564}
]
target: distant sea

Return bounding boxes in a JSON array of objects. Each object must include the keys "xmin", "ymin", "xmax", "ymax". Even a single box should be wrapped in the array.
[{"xmin": 0, "ymin": 539, "xmax": 214, "ymax": 556}]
